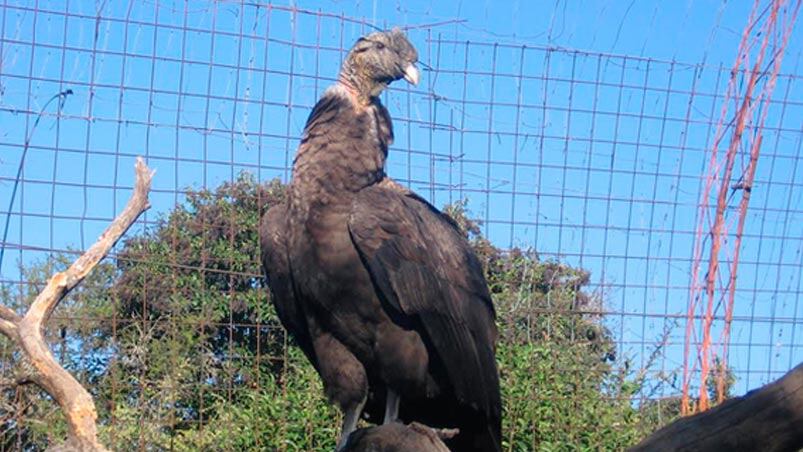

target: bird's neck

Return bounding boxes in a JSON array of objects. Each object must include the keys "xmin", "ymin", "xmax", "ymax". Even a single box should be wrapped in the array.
[
  {"xmin": 290, "ymin": 86, "xmax": 392, "ymax": 206},
  {"xmin": 338, "ymin": 70, "xmax": 386, "ymax": 106}
]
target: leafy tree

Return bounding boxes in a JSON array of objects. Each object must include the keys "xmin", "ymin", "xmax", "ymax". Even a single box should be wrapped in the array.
[
  {"xmin": 1, "ymin": 173, "xmax": 689, "ymax": 451},
  {"xmin": 0, "ymin": 255, "xmax": 117, "ymax": 449}
]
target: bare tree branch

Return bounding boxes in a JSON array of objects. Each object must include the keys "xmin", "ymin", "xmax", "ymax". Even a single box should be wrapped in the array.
[
  {"xmin": 0, "ymin": 305, "xmax": 21, "ymax": 338},
  {"xmin": 22, "ymin": 158, "xmax": 153, "ymax": 328},
  {"xmin": 0, "ymin": 157, "xmax": 154, "ymax": 452},
  {"xmin": 0, "ymin": 374, "xmax": 41, "ymax": 388},
  {"xmin": 0, "ymin": 318, "xmax": 17, "ymax": 339},
  {"xmin": 0, "ymin": 305, "xmax": 20, "ymax": 323},
  {"xmin": 343, "ymin": 422, "xmax": 458, "ymax": 452},
  {"xmin": 631, "ymin": 362, "xmax": 803, "ymax": 452}
]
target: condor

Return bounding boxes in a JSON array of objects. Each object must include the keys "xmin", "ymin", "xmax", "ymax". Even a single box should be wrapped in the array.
[{"xmin": 260, "ymin": 29, "xmax": 501, "ymax": 452}]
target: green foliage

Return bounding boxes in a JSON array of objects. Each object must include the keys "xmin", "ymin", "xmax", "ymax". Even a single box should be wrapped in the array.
[
  {"xmin": 1, "ymin": 175, "xmax": 686, "ymax": 451},
  {"xmin": 446, "ymin": 201, "xmax": 643, "ymax": 450},
  {"xmin": 98, "ymin": 346, "xmax": 338, "ymax": 451},
  {"xmin": 0, "ymin": 254, "xmax": 117, "ymax": 450}
]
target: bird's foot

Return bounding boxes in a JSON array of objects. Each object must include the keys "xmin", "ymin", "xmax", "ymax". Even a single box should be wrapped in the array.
[
  {"xmin": 335, "ymin": 395, "xmax": 366, "ymax": 451},
  {"xmin": 383, "ymin": 389, "xmax": 400, "ymax": 425}
]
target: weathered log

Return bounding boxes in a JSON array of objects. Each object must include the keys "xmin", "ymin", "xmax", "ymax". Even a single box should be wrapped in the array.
[
  {"xmin": 342, "ymin": 422, "xmax": 458, "ymax": 452},
  {"xmin": 0, "ymin": 158, "xmax": 154, "ymax": 452},
  {"xmin": 631, "ymin": 362, "xmax": 803, "ymax": 452}
]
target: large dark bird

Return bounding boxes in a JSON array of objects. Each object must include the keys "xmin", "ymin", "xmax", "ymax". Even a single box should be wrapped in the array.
[{"xmin": 261, "ymin": 28, "xmax": 501, "ymax": 452}]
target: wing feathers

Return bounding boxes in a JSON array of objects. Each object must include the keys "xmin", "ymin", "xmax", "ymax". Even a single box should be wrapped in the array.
[
  {"xmin": 348, "ymin": 184, "xmax": 501, "ymax": 420},
  {"xmin": 260, "ymin": 204, "xmax": 318, "ymax": 369}
]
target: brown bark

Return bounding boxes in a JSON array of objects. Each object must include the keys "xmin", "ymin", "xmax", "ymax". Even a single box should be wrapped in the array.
[
  {"xmin": 0, "ymin": 158, "xmax": 154, "ymax": 452},
  {"xmin": 342, "ymin": 422, "xmax": 458, "ymax": 452},
  {"xmin": 632, "ymin": 362, "xmax": 803, "ymax": 452}
]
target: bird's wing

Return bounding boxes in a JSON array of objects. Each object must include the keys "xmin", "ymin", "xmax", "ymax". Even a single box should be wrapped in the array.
[
  {"xmin": 348, "ymin": 183, "xmax": 500, "ymax": 418},
  {"xmin": 260, "ymin": 203, "xmax": 317, "ymax": 369}
]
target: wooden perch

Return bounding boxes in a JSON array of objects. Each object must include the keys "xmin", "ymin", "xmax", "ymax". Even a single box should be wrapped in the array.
[
  {"xmin": 342, "ymin": 422, "xmax": 458, "ymax": 452},
  {"xmin": 631, "ymin": 362, "xmax": 803, "ymax": 452},
  {"xmin": 0, "ymin": 158, "xmax": 154, "ymax": 452}
]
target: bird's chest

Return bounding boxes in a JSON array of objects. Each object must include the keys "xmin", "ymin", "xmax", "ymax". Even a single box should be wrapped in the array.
[
  {"xmin": 288, "ymin": 204, "xmax": 370, "ymax": 299},
  {"xmin": 287, "ymin": 204, "xmax": 384, "ymax": 358}
]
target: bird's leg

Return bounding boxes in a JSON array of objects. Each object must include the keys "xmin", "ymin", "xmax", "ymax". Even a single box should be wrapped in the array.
[
  {"xmin": 383, "ymin": 388, "xmax": 400, "ymax": 425},
  {"xmin": 336, "ymin": 395, "xmax": 366, "ymax": 451}
]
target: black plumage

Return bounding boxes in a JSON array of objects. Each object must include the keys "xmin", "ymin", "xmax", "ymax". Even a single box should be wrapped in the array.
[{"xmin": 261, "ymin": 28, "xmax": 501, "ymax": 452}]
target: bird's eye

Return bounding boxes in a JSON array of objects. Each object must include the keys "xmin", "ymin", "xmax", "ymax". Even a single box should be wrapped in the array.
[{"xmin": 376, "ymin": 42, "xmax": 386, "ymax": 50}]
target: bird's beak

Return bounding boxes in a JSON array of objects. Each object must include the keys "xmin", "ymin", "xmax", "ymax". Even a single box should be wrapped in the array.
[{"xmin": 403, "ymin": 63, "xmax": 419, "ymax": 85}]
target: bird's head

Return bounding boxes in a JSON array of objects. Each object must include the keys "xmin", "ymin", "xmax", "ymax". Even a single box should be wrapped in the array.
[{"xmin": 339, "ymin": 28, "xmax": 419, "ymax": 102}]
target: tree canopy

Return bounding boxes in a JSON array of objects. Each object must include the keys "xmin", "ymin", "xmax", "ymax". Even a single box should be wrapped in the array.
[{"xmin": 1, "ymin": 173, "xmax": 722, "ymax": 451}]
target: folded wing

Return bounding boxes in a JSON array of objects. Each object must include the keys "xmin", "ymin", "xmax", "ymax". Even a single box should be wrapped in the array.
[{"xmin": 348, "ymin": 185, "xmax": 501, "ymax": 423}]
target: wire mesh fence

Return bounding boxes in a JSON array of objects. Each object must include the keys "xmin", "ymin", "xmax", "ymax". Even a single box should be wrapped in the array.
[{"xmin": 0, "ymin": 0, "xmax": 802, "ymax": 450}]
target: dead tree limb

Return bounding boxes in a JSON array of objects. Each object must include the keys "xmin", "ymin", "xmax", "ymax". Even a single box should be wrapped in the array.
[
  {"xmin": 631, "ymin": 362, "xmax": 803, "ymax": 452},
  {"xmin": 0, "ymin": 157, "xmax": 154, "ymax": 452},
  {"xmin": 342, "ymin": 422, "xmax": 458, "ymax": 452}
]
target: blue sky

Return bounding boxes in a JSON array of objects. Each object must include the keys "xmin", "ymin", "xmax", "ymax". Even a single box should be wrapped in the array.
[{"xmin": 1, "ymin": 0, "xmax": 802, "ymax": 398}]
